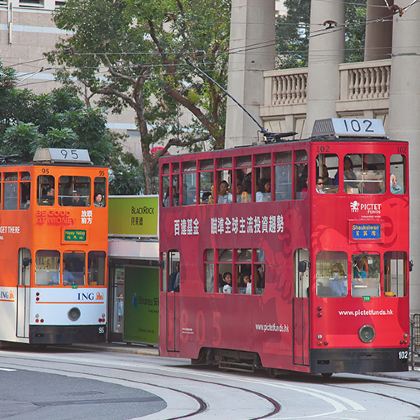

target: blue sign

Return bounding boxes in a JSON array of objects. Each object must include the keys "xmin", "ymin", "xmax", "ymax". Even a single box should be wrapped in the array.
[{"xmin": 352, "ymin": 224, "xmax": 381, "ymax": 240}]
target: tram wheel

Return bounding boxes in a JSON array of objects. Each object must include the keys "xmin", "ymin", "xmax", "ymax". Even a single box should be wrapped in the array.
[{"xmin": 321, "ymin": 372, "xmax": 333, "ymax": 378}]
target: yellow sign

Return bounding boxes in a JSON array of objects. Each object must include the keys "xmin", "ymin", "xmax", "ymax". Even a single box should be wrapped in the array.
[{"xmin": 108, "ymin": 196, "xmax": 158, "ymax": 237}]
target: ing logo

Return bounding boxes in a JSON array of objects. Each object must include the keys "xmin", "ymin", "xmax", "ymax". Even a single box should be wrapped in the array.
[
  {"xmin": 95, "ymin": 292, "xmax": 104, "ymax": 301},
  {"xmin": 350, "ymin": 201, "xmax": 360, "ymax": 213}
]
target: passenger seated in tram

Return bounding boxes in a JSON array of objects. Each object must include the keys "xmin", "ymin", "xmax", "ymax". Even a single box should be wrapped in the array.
[
  {"xmin": 296, "ymin": 165, "xmax": 308, "ymax": 195},
  {"xmin": 41, "ymin": 186, "xmax": 55, "ymax": 205},
  {"xmin": 343, "ymin": 156, "xmax": 358, "ymax": 193},
  {"xmin": 236, "ymin": 182, "xmax": 250, "ymax": 203},
  {"xmin": 329, "ymin": 263, "xmax": 347, "ymax": 297},
  {"xmin": 390, "ymin": 173, "xmax": 403, "ymax": 194},
  {"xmin": 220, "ymin": 271, "xmax": 232, "ymax": 293},
  {"xmin": 353, "ymin": 257, "xmax": 368, "ymax": 282},
  {"xmin": 71, "ymin": 190, "xmax": 85, "ymax": 206},
  {"xmin": 256, "ymin": 178, "xmax": 271, "ymax": 202},
  {"xmin": 242, "ymin": 272, "xmax": 252, "ymax": 295},
  {"xmin": 217, "ymin": 180, "xmax": 232, "ymax": 204},
  {"xmin": 316, "ymin": 177, "xmax": 326, "ymax": 194}
]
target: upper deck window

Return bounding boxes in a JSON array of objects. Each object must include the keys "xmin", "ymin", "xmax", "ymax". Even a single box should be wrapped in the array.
[
  {"xmin": 199, "ymin": 160, "xmax": 213, "ymax": 204},
  {"xmin": 390, "ymin": 154, "xmax": 405, "ymax": 194},
  {"xmin": 255, "ymin": 154, "xmax": 272, "ymax": 202},
  {"xmin": 216, "ymin": 159, "xmax": 232, "ymax": 204},
  {"xmin": 59, "ymin": 176, "xmax": 91, "ymax": 207},
  {"xmin": 315, "ymin": 154, "xmax": 338, "ymax": 194},
  {"xmin": 275, "ymin": 151, "xmax": 292, "ymax": 200},
  {"xmin": 38, "ymin": 175, "xmax": 55, "ymax": 206},
  {"xmin": 20, "ymin": 172, "xmax": 31, "ymax": 209},
  {"xmin": 235, "ymin": 156, "xmax": 251, "ymax": 203},
  {"xmin": 94, "ymin": 177, "xmax": 106, "ymax": 207},
  {"xmin": 182, "ymin": 162, "xmax": 196, "ymax": 206},
  {"xmin": 4, "ymin": 172, "xmax": 18, "ymax": 210},
  {"xmin": 295, "ymin": 150, "xmax": 308, "ymax": 199},
  {"xmin": 344, "ymin": 154, "xmax": 385, "ymax": 194}
]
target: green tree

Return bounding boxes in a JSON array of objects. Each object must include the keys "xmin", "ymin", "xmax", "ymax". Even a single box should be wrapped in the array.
[
  {"xmin": 47, "ymin": 0, "xmax": 230, "ymax": 194},
  {"xmin": 276, "ymin": 0, "xmax": 366, "ymax": 69},
  {"xmin": 0, "ymin": 66, "xmax": 142, "ymax": 194}
]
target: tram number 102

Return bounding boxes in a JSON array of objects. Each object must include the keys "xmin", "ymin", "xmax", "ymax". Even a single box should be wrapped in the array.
[{"xmin": 398, "ymin": 350, "xmax": 408, "ymax": 360}]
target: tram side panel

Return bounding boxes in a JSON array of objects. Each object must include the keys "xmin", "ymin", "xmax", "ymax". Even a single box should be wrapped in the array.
[{"xmin": 160, "ymin": 200, "xmax": 311, "ymax": 372}]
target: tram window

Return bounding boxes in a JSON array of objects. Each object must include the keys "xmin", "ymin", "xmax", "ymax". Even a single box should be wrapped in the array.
[
  {"xmin": 351, "ymin": 254, "xmax": 380, "ymax": 297},
  {"xmin": 199, "ymin": 171, "xmax": 213, "ymax": 204},
  {"xmin": 166, "ymin": 250, "xmax": 180, "ymax": 292},
  {"xmin": 88, "ymin": 251, "xmax": 106, "ymax": 285},
  {"xmin": 182, "ymin": 162, "xmax": 196, "ymax": 206},
  {"xmin": 236, "ymin": 249, "xmax": 252, "ymax": 294},
  {"xmin": 384, "ymin": 252, "xmax": 406, "ymax": 297},
  {"xmin": 0, "ymin": 174, "xmax": 2, "ymax": 209},
  {"xmin": 38, "ymin": 175, "xmax": 55, "ymax": 206},
  {"xmin": 205, "ymin": 249, "xmax": 215, "ymax": 293},
  {"xmin": 20, "ymin": 172, "xmax": 31, "ymax": 209},
  {"xmin": 344, "ymin": 154, "xmax": 385, "ymax": 194},
  {"xmin": 316, "ymin": 154, "xmax": 338, "ymax": 194},
  {"xmin": 172, "ymin": 174, "xmax": 179, "ymax": 206},
  {"xmin": 390, "ymin": 154, "xmax": 405, "ymax": 194},
  {"xmin": 295, "ymin": 150, "xmax": 308, "ymax": 199},
  {"xmin": 275, "ymin": 151, "xmax": 292, "ymax": 201},
  {"xmin": 216, "ymin": 169, "xmax": 232, "ymax": 204},
  {"xmin": 295, "ymin": 249, "xmax": 309, "ymax": 297},
  {"xmin": 4, "ymin": 172, "xmax": 18, "ymax": 210},
  {"xmin": 94, "ymin": 177, "xmax": 106, "ymax": 207},
  {"xmin": 162, "ymin": 176, "xmax": 170, "ymax": 207},
  {"xmin": 59, "ymin": 176, "xmax": 90, "ymax": 206},
  {"xmin": 235, "ymin": 166, "xmax": 251, "ymax": 203},
  {"xmin": 316, "ymin": 251, "xmax": 348, "ymax": 297},
  {"xmin": 255, "ymin": 166, "xmax": 271, "ymax": 202},
  {"xmin": 63, "ymin": 252, "xmax": 85, "ymax": 286},
  {"xmin": 18, "ymin": 248, "xmax": 31, "ymax": 286},
  {"xmin": 254, "ymin": 249, "xmax": 265, "ymax": 295},
  {"xmin": 35, "ymin": 250, "xmax": 60, "ymax": 286},
  {"xmin": 218, "ymin": 249, "xmax": 233, "ymax": 293}
]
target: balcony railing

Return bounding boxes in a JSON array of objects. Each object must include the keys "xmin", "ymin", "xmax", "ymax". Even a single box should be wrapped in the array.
[{"xmin": 264, "ymin": 59, "xmax": 391, "ymax": 108}]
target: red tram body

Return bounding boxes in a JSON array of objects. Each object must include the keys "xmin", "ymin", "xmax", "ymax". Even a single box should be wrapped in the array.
[{"xmin": 159, "ymin": 119, "xmax": 410, "ymax": 375}]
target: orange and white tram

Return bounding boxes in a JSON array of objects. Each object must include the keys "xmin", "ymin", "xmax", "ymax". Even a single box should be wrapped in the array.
[{"xmin": 0, "ymin": 148, "xmax": 108, "ymax": 344}]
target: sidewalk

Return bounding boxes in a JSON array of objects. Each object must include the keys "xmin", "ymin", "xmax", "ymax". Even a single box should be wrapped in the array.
[{"xmin": 71, "ymin": 342, "xmax": 420, "ymax": 381}]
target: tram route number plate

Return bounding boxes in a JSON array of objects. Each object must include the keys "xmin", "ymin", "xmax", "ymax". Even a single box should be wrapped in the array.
[{"xmin": 332, "ymin": 118, "xmax": 386, "ymax": 137}]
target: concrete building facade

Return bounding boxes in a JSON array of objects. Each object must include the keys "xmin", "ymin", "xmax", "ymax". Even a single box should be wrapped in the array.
[{"xmin": 226, "ymin": 0, "xmax": 420, "ymax": 312}]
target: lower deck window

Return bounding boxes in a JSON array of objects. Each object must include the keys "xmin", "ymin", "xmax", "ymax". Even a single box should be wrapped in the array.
[
  {"xmin": 352, "ymin": 254, "xmax": 380, "ymax": 297},
  {"xmin": 316, "ymin": 251, "xmax": 348, "ymax": 297},
  {"xmin": 63, "ymin": 252, "xmax": 85, "ymax": 286},
  {"xmin": 35, "ymin": 250, "xmax": 60, "ymax": 286}
]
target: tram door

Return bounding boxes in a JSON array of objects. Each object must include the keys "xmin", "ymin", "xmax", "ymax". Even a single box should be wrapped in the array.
[
  {"xmin": 16, "ymin": 249, "xmax": 31, "ymax": 338},
  {"xmin": 293, "ymin": 250, "xmax": 310, "ymax": 365},
  {"xmin": 165, "ymin": 252, "xmax": 180, "ymax": 352}
]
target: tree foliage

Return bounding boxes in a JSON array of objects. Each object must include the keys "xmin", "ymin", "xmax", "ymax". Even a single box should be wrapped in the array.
[
  {"xmin": 0, "ymin": 63, "xmax": 142, "ymax": 194},
  {"xmin": 276, "ymin": 0, "xmax": 366, "ymax": 69},
  {"xmin": 47, "ymin": 0, "xmax": 231, "ymax": 193}
]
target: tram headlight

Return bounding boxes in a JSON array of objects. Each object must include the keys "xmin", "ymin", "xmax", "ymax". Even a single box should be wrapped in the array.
[
  {"xmin": 68, "ymin": 307, "xmax": 81, "ymax": 322},
  {"xmin": 358, "ymin": 324, "xmax": 375, "ymax": 343}
]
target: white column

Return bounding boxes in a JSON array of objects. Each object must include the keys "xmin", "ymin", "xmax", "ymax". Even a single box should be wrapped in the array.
[
  {"xmin": 225, "ymin": 0, "xmax": 275, "ymax": 148},
  {"xmin": 304, "ymin": 0, "xmax": 345, "ymax": 138},
  {"xmin": 388, "ymin": 1, "xmax": 420, "ymax": 312},
  {"xmin": 364, "ymin": 0, "xmax": 393, "ymax": 61}
]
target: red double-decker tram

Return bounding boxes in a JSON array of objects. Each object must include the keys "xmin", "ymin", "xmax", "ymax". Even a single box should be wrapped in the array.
[{"xmin": 159, "ymin": 118, "xmax": 410, "ymax": 375}]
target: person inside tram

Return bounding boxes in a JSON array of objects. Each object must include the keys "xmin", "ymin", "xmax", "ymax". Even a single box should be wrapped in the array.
[
  {"xmin": 329, "ymin": 263, "xmax": 347, "ymax": 297},
  {"xmin": 256, "ymin": 178, "xmax": 271, "ymax": 202},
  {"xmin": 71, "ymin": 190, "xmax": 85, "ymax": 206},
  {"xmin": 217, "ymin": 180, "xmax": 232, "ymax": 204},
  {"xmin": 236, "ymin": 181, "xmax": 250, "ymax": 203},
  {"xmin": 296, "ymin": 165, "xmax": 308, "ymax": 194},
  {"xmin": 353, "ymin": 257, "xmax": 368, "ymax": 282},
  {"xmin": 343, "ymin": 156, "xmax": 358, "ymax": 192},
  {"xmin": 241, "ymin": 272, "xmax": 252, "ymax": 295},
  {"xmin": 169, "ymin": 262, "xmax": 180, "ymax": 292},
  {"xmin": 390, "ymin": 173, "xmax": 403, "ymax": 194},
  {"xmin": 221, "ymin": 271, "xmax": 232, "ymax": 293},
  {"xmin": 94, "ymin": 192, "xmax": 105, "ymax": 207},
  {"xmin": 41, "ymin": 186, "xmax": 55, "ymax": 205},
  {"xmin": 316, "ymin": 177, "xmax": 326, "ymax": 194}
]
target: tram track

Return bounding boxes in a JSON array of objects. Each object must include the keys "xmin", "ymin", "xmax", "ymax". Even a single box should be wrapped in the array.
[{"xmin": 0, "ymin": 352, "xmax": 282, "ymax": 419}]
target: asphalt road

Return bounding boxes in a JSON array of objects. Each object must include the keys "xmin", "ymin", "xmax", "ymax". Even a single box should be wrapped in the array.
[{"xmin": 1, "ymin": 344, "xmax": 420, "ymax": 419}]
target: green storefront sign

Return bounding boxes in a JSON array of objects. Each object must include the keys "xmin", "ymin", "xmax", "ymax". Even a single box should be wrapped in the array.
[
  {"xmin": 108, "ymin": 196, "xmax": 158, "ymax": 237},
  {"xmin": 124, "ymin": 267, "xmax": 159, "ymax": 344}
]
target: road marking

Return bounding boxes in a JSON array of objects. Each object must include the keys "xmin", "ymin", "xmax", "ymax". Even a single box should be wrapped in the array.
[{"xmin": 0, "ymin": 368, "xmax": 16, "ymax": 371}]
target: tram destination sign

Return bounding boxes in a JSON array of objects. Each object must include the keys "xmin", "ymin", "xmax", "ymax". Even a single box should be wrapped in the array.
[
  {"xmin": 351, "ymin": 223, "xmax": 381, "ymax": 240},
  {"xmin": 64, "ymin": 229, "xmax": 87, "ymax": 242}
]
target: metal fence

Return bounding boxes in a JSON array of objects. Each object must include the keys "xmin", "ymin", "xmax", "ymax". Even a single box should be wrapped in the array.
[{"xmin": 410, "ymin": 313, "xmax": 420, "ymax": 369}]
